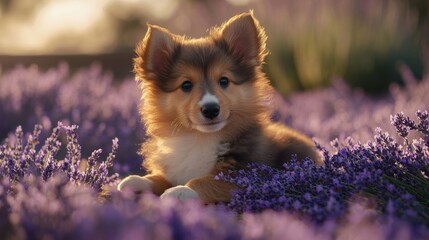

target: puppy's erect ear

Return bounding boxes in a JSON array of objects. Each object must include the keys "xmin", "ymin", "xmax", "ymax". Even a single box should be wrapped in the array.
[
  {"xmin": 219, "ymin": 11, "xmax": 267, "ymax": 65},
  {"xmin": 134, "ymin": 25, "xmax": 177, "ymax": 82}
]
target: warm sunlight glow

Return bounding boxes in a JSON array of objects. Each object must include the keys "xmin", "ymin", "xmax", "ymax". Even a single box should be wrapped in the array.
[
  {"xmin": 225, "ymin": 0, "xmax": 255, "ymax": 6},
  {"xmin": 0, "ymin": 0, "xmax": 178, "ymax": 54},
  {"xmin": 36, "ymin": 0, "xmax": 103, "ymax": 34}
]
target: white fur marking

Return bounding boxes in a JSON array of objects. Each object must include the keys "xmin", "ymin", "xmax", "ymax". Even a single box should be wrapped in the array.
[
  {"xmin": 198, "ymin": 92, "xmax": 219, "ymax": 107},
  {"xmin": 193, "ymin": 121, "xmax": 227, "ymax": 133},
  {"xmin": 117, "ymin": 175, "xmax": 153, "ymax": 192},
  {"xmin": 160, "ymin": 185, "xmax": 200, "ymax": 201},
  {"xmin": 157, "ymin": 134, "xmax": 220, "ymax": 185}
]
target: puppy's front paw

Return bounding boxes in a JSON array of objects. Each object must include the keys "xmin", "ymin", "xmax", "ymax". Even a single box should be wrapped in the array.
[
  {"xmin": 160, "ymin": 186, "xmax": 200, "ymax": 201},
  {"xmin": 117, "ymin": 175, "xmax": 152, "ymax": 193}
]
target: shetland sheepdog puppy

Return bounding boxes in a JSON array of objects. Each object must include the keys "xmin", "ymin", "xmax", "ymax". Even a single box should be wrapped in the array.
[{"xmin": 117, "ymin": 11, "xmax": 321, "ymax": 203}]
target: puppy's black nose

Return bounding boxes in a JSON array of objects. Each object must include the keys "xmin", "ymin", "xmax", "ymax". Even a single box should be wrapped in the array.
[{"xmin": 201, "ymin": 103, "xmax": 220, "ymax": 119}]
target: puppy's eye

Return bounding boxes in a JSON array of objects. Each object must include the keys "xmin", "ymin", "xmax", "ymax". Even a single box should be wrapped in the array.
[
  {"xmin": 219, "ymin": 77, "xmax": 229, "ymax": 89},
  {"xmin": 181, "ymin": 81, "xmax": 193, "ymax": 92}
]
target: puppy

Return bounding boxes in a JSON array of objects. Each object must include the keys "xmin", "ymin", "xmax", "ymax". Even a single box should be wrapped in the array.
[{"xmin": 118, "ymin": 11, "xmax": 321, "ymax": 203}]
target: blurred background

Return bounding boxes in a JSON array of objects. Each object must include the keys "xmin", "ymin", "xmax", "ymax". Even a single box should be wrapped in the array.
[{"xmin": 0, "ymin": 0, "xmax": 428, "ymax": 95}]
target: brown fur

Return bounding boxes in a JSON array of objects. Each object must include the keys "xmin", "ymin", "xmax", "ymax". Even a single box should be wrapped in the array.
[
  {"xmin": 144, "ymin": 174, "xmax": 173, "ymax": 195},
  {"xmin": 119, "ymin": 11, "xmax": 321, "ymax": 204}
]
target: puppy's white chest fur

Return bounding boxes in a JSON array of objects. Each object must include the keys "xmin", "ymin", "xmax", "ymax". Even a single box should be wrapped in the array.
[{"xmin": 156, "ymin": 134, "xmax": 222, "ymax": 185}]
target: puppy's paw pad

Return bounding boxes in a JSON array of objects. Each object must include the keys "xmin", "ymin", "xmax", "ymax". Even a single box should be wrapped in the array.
[
  {"xmin": 117, "ymin": 175, "xmax": 152, "ymax": 192},
  {"xmin": 160, "ymin": 186, "xmax": 200, "ymax": 201}
]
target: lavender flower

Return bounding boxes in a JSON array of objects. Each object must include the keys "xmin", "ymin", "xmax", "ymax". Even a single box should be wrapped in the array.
[
  {"xmin": 0, "ymin": 174, "xmax": 243, "ymax": 240},
  {"xmin": 0, "ymin": 123, "xmax": 119, "ymax": 191},
  {"xmin": 221, "ymin": 110, "xmax": 429, "ymax": 226},
  {"xmin": 83, "ymin": 149, "xmax": 102, "ymax": 184},
  {"xmin": 34, "ymin": 122, "xmax": 62, "ymax": 172},
  {"xmin": 274, "ymin": 68, "xmax": 429, "ymax": 148},
  {"xmin": 106, "ymin": 138, "xmax": 119, "ymax": 169},
  {"xmin": 0, "ymin": 64, "xmax": 143, "ymax": 176},
  {"xmin": 19, "ymin": 124, "xmax": 42, "ymax": 177},
  {"xmin": 64, "ymin": 125, "xmax": 83, "ymax": 182},
  {"xmin": 1, "ymin": 174, "xmax": 427, "ymax": 239}
]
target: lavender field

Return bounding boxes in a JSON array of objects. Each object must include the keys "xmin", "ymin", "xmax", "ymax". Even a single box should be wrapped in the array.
[{"xmin": 0, "ymin": 63, "xmax": 428, "ymax": 239}]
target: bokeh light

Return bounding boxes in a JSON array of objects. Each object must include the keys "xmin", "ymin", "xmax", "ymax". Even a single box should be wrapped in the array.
[{"xmin": 0, "ymin": 0, "xmax": 426, "ymax": 94}]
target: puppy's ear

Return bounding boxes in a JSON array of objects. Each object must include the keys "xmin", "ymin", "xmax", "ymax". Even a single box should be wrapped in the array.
[
  {"xmin": 219, "ymin": 11, "xmax": 267, "ymax": 65},
  {"xmin": 134, "ymin": 25, "xmax": 177, "ymax": 82}
]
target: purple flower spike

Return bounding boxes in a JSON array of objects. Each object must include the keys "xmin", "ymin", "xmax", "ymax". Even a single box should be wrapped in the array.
[
  {"xmin": 1, "ymin": 123, "xmax": 118, "ymax": 191},
  {"xmin": 220, "ymin": 110, "xmax": 429, "ymax": 225}
]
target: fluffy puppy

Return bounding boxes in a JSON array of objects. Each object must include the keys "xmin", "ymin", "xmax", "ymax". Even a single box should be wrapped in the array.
[{"xmin": 118, "ymin": 11, "xmax": 321, "ymax": 203}]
